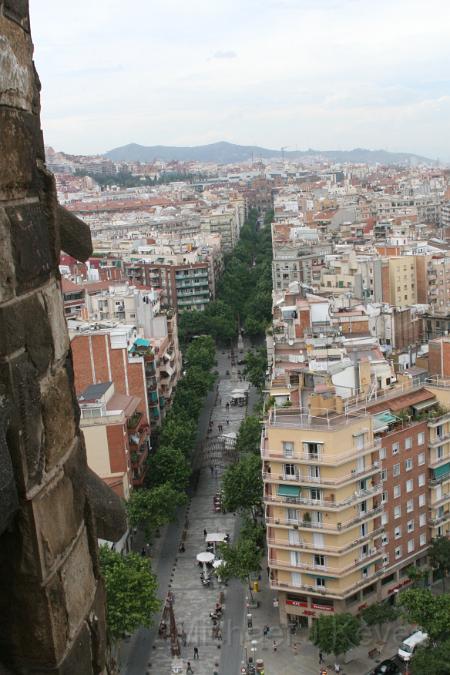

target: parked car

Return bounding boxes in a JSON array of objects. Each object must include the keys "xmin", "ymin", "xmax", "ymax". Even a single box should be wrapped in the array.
[
  {"xmin": 366, "ymin": 659, "xmax": 401, "ymax": 675},
  {"xmin": 398, "ymin": 630, "xmax": 428, "ymax": 660}
]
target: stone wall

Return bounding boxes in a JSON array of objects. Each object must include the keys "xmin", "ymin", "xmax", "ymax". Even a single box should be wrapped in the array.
[{"xmin": 0, "ymin": 3, "xmax": 123, "ymax": 672}]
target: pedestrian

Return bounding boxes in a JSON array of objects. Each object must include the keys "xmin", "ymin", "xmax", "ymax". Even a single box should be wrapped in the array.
[
  {"xmin": 319, "ymin": 651, "xmax": 323, "ymax": 664},
  {"xmin": 210, "ymin": 464, "xmax": 214, "ymax": 476},
  {"xmin": 186, "ymin": 661, "xmax": 194, "ymax": 674},
  {"xmin": 193, "ymin": 646, "xmax": 199, "ymax": 660},
  {"xmin": 226, "ymin": 418, "xmax": 229, "ymax": 425},
  {"xmin": 203, "ymin": 529, "xmax": 207, "ymax": 538},
  {"xmin": 182, "ymin": 629, "xmax": 187, "ymax": 647},
  {"xmin": 263, "ymin": 625, "xmax": 269, "ymax": 638},
  {"xmin": 141, "ymin": 547, "xmax": 146, "ymax": 557},
  {"xmin": 266, "ymin": 565, "xmax": 270, "ymax": 577},
  {"xmin": 334, "ymin": 663, "xmax": 340, "ymax": 673},
  {"xmin": 217, "ymin": 627, "xmax": 222, "ymax": 640},
  {"xmin": 273, "ymin": 640, "xmax": 277, "ymax": 653}
]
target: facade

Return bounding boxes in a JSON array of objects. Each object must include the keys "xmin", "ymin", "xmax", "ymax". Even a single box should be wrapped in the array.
[
  {"xmin": 382, "ymin": 257, "xmax": 418, "ymax": 307},
  {"xmin": 61, "ymin": 277, "xmax": 86, "ymax": 318}
]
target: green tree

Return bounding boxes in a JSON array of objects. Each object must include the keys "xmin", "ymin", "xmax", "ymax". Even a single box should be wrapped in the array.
[
  {"xmin": 235, "ymin": 415, "xmax": 261, "ymax": 454},
  {"xmin": 429, "ymin": 536, "xmax": 450, "ymax": 590},
  {"xmin": 159, "ymin": 415, "xmax": 197, "ymax": 457},
  {"xmin": 243, "ymin": 348, "xmax": 267, "ymax": 390},
  {"xmin": 411, "ymin": 640, "xmax": 450, "ymax": 675},
  {"xmin": 406, "ymin": 564, "xmax": 430, "ymax": 588},
  {"xmin": 310, "ymin": 613, "xmax": 361, "ymax": 661},
  {"xmin": 99, "ymin": 546, "xmax": 161, "ymax": 662},
  {"xmin": 146, "ymin": 446, "xmax": 191, "ymax": 491},
  {"xmin": 400, "ymin": 588, "xmax": 450, "ymax": 642},
  {"xmin": 125, "ymin": 483, "xmax": 186, "ymax": 540},
  {"xmin": 185, "ymin": 335, "xmax": 216, "ymax": 370},
  {"xmin": 221, "ymin": 453, "xmax": 263, "ymax": 520},
  {"xmin": 361, "ymin": 602, "xmax": 397, "ymax": 628},
  {"xmin": 217, "ymin": 536, "xmax": 262, "ymax": 601},
  {"xmin": 240, "ymin": 517, "xmax": 266, "ymax": 550}
]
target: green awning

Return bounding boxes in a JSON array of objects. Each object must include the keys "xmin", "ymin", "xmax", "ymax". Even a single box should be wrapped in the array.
[
  {"xmin": 412, "ymin": 399, "xmax": 436, "ymax": 412},
  {"xmin": 373, "ymin": 411, "xmax": 398, "ymax": 432},
  {"xmin": 433, "ymin": 462, "xmax": 450, "ymax": 479},
  {"xmin": 278, "ymin": 485, "xmax": 301, "ymax": 497},
  {"xmin": 305, "ymin": 573, "xmax": 337, "ymax": 579}
]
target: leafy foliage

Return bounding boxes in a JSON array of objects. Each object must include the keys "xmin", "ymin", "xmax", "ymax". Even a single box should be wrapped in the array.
[
  {"xmin": 429, "ymin": 536, "xmax": 450, "ymax": 589},
  {"xmin": 400, "ymin": 588, "xmax": 450, "ymax": 642},
  {"xmin": 222, "ymin": 453, "xmax": 263, "ymax": 519},
  {"xmin": 411, "ymin": 639, "xmax": 450, "ymax": 675},
  {"xmin": 125, "ymin": 483, "xmax": 186, "ymax": 540},
  {"xmin": 310, "ymin": 613, "xmax": 361, "ymax": 658},
  {"xmin": 361, "ymin": 602, "xmax": 397, "ymax": 627},
  {"xmin": 235, "ymin": 415, "xmax": 261, "ymax": 454},
  {"xmin": 243, "ymin": 348, "xmax": 268, "ymax": 390},
  {"xmin": 146, "ymin": 445, "xmax": 191, "ymax": 491},
  {"xmin": 217, "ymin": 536, "xmax": 263, "ymax": 599},
  {"xmin": 99, "ymin": 546, "xmax": 161, "ymax": 642}
]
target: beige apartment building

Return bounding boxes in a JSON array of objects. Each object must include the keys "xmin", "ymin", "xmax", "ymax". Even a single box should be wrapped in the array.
[
  {"xmin": 382, "ymin": 256, "xmax": 418, "ymax": 307},
  {"xmin": 263, "ymin": 383, "xmax": 450, "ymax": 626}
]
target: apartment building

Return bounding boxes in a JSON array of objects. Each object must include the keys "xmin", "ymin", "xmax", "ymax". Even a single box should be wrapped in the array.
[
  {"xmin": 78, "ymin": 381, "xmax": 150, "ymax": 493},
  {"xmin": 61, "ymin": 278, "xmax": 86, "ymax": 319},
  {"xmin": 263, "ymin": 382, "xmax": 450, "ymax": 626},
  {"xmin": 381, "ymin": 257, "xmax": 418, "ymax": 307},
  {"xmin": 272, "ymin": 224, "xmax": 331, "ymax": 292}
]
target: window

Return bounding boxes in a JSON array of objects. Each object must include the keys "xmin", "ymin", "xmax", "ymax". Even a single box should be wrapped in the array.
[
  {"xmin": 314, "ymin": 555, "xmax": 325, "ymax": 567},
  {"xmin": 394, "ymin": 485, "xmax": 401, "ymax": 498},
  {"xmin": 284, "ymin": 463, "xmax": 297, "ymax": 478},
  {"xmin": 419, "ymin": 513, "xmax": 426, "ymax": 527},
  {"xmin": 381, "ymin": 491, "xmax": 388, "ymax": 503},
  {"xmin": 309, "ymin": 465, "xmax": 320, "ymax": 479},
  {"xmin": 360, "ymin": 500, "xmax": 367, "ymax": 514},
  {"xmin": 394, "ymin": 505, "xmax": 401, "ymax": 519},
  {"xmin": 283, "ymin": 442, "xmax": 294, "ymax": 458},
  {"xmin": 395, "ymin": 546, "xmax": 402, "ymax": 560},
  {"xmin": 407, "ymin": 520, "xmax": 414, "ymax": 533},
  {"xmin": 310, "ymin": 488, "xmax": 321, "ymax": 501},
  {"xmin": 360, "ymin": 523, "xmax": 367, "ymax": 537},
  {"xmin": 437, "ymin": 445, "xmax": 444, "ymax": 460},
  {"xmin": 392, "ymin": 442, "xmax": 400, "ymax": 455},
  {"xmin": 304, "ymin": 442, "xmax": 323, "ymax": 459},
  {"xmin": 381, "ymin": 512, "xmax": 388, "ymax": 525},
  {"xmin": 381, "ymin": 469, "xmax": 387, "ymax": 482},
  {"xmin": 407, "ymin": 540, "xmax": 415, "ymax": 553},
  {"xmin": 406, "ymin": 479, "xmax": 413, "ymax": 493},
  {"xmin": 418, "ymin": 452, "xmax": 425, "ymax": 466},
  {"xmin": 287, "ymin": 508, "xmax": 298, "ymax": 523},
  {"xmin": 418, "ymin": 432, "xmax": 425, "ymax": 446},
  {"xmin": 418, "ymin": 474, "xmax": 425, "ymax": 487},
  {"xmin": 393, "ymin": 463, "xmax": 400, "ymax": 477},
  {"xmin": 316, "ymin": 577, "xmax": 326, "ymax": 588},
  {"xmin": 354, "ymin": 434, "xmax": 365, "ymax": 450},
  {"xmin": 382, "ymin": 533, "xmax": 389, "ymax": 545},
  {"xmin": 395, "ymin": 526, "xmax": 402, "ymax": 539},
  {"xmin": 418, "ymin": 493, "xmax": 426, "ymax": 507},
  {"xmin": 405, "ymin": 437, "xmax": 412, "ymax": 450},
  {"xmin": 379, "ymin": 447, "xmax": 386, "ymax": 460},
  {"xmin": 405, "ymin": 458, "xmax": 413, "ymax": 471},
  {"xmin": 420, "ymin": 533, "xmax": 427, "ymax": 546}
]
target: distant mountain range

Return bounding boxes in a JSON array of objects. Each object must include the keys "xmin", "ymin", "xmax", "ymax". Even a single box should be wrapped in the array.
[{"xmin": 104, "ymin": 141, "xmax": 433, "ymax": 165}]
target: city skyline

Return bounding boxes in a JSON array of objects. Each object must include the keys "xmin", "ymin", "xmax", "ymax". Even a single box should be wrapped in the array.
[{"xmin": 31, "ymin": 0, "xmax": 450, "ymax": 159}]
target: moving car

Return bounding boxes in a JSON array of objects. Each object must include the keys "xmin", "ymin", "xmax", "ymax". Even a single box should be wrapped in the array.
[
  {"xmin": 366, "ymin": 659, "xmax": 401, "ymax": 675},
  {"xmin": 398, "ymin": 630, "xmax": 428, "ymax": 660}
]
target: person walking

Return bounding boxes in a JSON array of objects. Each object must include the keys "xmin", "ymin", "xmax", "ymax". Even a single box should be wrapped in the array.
[
  {"xmin": 319, "ymin": 651, "xmax": 324, "ymax": 664},
  {"xmin": 193, "ymin": 646, "xmax": 199, "ymax": 660},
  {"xmin": 203, "ymin": 529, "xmax": 207, "ymax": 538},
  {"xmin": 210, "ymin": 464, "xmax": 214, "ymax": 476},
  {"xmin": 273, "ymin": 640, "xmax": 277, "ymax": 653},
  {"xmin": 186, "ymin": 662, "xmax": 194, "ymax": 674}
]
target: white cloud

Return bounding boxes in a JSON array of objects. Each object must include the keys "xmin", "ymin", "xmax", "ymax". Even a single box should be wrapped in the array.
[{"xmin": 29, "ymin": 0, "xmax": 450, "ymax": 158}]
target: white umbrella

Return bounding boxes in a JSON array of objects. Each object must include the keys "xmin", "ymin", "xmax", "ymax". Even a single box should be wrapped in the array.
[
  {"xmin": 213, "ymin": 559, "xmax": 225, "ymax": 569},
  {"xmin": 196, "ymin": 551, "xmax": 215, "ymax": 573}
]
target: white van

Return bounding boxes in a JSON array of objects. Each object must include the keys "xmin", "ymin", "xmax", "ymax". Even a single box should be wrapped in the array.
[{"xmin": 398, "ymin": 630, "xmax": 428, "ymax": 660}]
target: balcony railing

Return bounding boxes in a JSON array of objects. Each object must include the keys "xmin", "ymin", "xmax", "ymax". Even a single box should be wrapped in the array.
[
  {"xmin": 265, "ymin": 505, "xmax": 382, "ymax": 532},
  {"xmin": 270, "ymin": 568, "xmax": 384, "ymax": 599},
  {"xmin": 269, "ymin": 547, "xmax": 383, "ymax": 575},
  {"xmin": 261, "ymin": 443, "xmax": 380, "ymax": 466},
  {"xmin": 269, "ymin": 406, "xmax": 369, "ymax": 430},
  {"xmin": 262, "ymin": 463, "xmax": 380, "ymax": 486},
  {"xmin": 264, "ymin": 483, "xmax": 382, "ymax": 509},
  {"xmin": 428, "ymin": 511, "xmax": 450, "ymax": 527},
  {"xmin": 266, "ymin": 526, "xmax": 384, "ymax": 554},
  {"xmin": 429, "ymin": 492, "xmax": 450, "ymax": 508}
]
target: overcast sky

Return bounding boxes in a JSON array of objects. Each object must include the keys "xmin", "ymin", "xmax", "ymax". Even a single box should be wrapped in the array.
[{"xmin": 30, "ymin": 0, "xmax": 450, "ymax": 159}]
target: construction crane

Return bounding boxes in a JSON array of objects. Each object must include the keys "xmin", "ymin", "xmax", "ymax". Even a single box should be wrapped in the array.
[{"xmin": 281, "ymin": 146, "xmax": 289, "ymax": 162}]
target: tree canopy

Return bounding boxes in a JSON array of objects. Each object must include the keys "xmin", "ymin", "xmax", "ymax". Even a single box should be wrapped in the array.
[
  {"xmin": 310, "ymin": 613, "xmax": 361, "ymax": 659},
  {"xmin": 125, "ymin": 482, "xmax": 186, "ymax": 540},
  {"xmin": 99, "ymin": 546, "xmax": 161, "ymax": 643},
  {"xmin": 146, "ymin": 445, "xmax": 191, "ymax": 492},
  {"xmin": 217, "ymin": 536, "xmax": 263, "ymax": 600},
  {"xmin": 235, "ymin": 415, "xmax": 261, "ymax": 454},
  {"xmin": 400, "ymin": 588, "xmax": 450, "ymax": 643},
  {"xmin": 221, "ymin": 453, "xmax": 263, "ymax": 519},
  {"xmin": 361, "ymin": 602, "xmax": 397, "ymax": 627},
  {"xmin": 243, "ymin": 348, "xmax": 268, "ymax": 390},
  {"xmin": 410, "ymin": 639, "xmax": 450, "ymax": 675},
  {"xmin": 428, "ymin": 536, "xmax": 450, "ymax": 590}
]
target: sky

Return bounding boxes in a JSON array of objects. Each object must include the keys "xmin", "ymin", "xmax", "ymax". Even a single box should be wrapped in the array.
[{"xmin": 30, "ymin": 0, "xmax": 450, "ymax": 159}]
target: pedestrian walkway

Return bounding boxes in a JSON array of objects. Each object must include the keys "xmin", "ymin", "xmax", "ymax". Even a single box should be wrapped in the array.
[{"xmin": 123, "ymin": 347, "xmax": 255, "ymax": 674}]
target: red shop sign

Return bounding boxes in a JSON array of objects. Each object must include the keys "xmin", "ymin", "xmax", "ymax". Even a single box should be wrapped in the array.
[
  {"xmin": 286, "ymin": 599, "xmax": 308, "ymax": 608},
  {"xmin": 311, "ymin": 603, "xmax": 335, "ymax": 612},
  {"xmin": 303, "ymin": 610, "xmax": 316, "ymax": 616}
]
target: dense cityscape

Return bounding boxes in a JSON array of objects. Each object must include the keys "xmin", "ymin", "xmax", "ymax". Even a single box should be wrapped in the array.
[{"xmin": 3, "ymin": 2, "xmax": 450, "ymax": 675}]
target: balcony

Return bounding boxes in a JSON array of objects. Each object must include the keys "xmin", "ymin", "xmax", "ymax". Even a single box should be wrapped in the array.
[
  {"xmin": 263, "ymin": 483, "xmax": 382, "ymax": 509},
  {"xmin": 269, "ymin": 406, "xmax": 369, "ymax": 431},
  {"xmin": 429, "ymin": 491, "xmax": 450, "ymax": 508},
  {"xmin": 270, "ymin": 569, "xmax": 384, "ymax": 599},
  {"xmin": 429, "ymin": 463, "xmax": 450, "ymax": 485},
  {"xmin": 269, "ymin": 547, "xmax": 383, "ymax": 575},
  {"xmin": 265, "ymin": 506, "xmax": 382, "ymax": 532},
  {"xmin": 261, "ymin": 442, "xmax": 380, "ymax": 466},
  {"xmin": 262, "ymin": 463, "xmax": 380, "ymax": 487},
  {"xmin": 429, "ymin": 511, "xmax": 450, "ymax": 527},
  {"xmin": 266, "ymin": 526, "xmax": 385, "ymax": 554},
  {"xmin": 127, "ymin": 411, "xmax": 143, "ymax": 430}
]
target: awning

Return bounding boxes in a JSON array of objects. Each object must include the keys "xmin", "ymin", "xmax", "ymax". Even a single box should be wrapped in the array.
[
  {"xmin": 433, "ymin": 462, "xmax": 450, "ymax": 479},
  {"xmin": 412, "ymin": 399, "xmax": 436, "ymax": 412},
  {"xmin": 278, "ymin": 485, "xmax": 301, "ymax": 497},
  {"xmin": 373, "ymin": 411, "xmax": 398, "ymax": 432},
  {"xmin": 305, "ymin": 573, "xmax": 337, "ymax": 580}
]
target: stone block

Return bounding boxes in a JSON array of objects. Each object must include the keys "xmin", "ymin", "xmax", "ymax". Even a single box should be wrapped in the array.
[
  {"xmin": 60, "ymin": 528, "xmax": 96, "ymax": 641},
  {"xmin": 0, "ymin": 15, "xmax": 34, "ymax": 110},
  {"xmin": 3, "ymin": 1, "xmax": 30, "ymax": 31},
  {"xmin": 0, "ymin": 209, "xmax": 15, "ymax": 303},
  {"xmin": 7, "ymin": 201, "xmax": 54, "ymax": 294},
  {"xmin": 6, "ymin": 356, "xmax": 44, "ymax": 492},
  {"xmin": 41, "ymin": 367, "xmax": 75, "ymax": 471},
  {"xmin": 0, "ymin": 108, "xmax": 43, "ymax": 199},
  {"xmin": 41, "ymin": 281, "xmax": 70, "ymax": 365},
  {"xmin": 34, "ymin": 473, "xmax": 82, "ymax": 573},
  {"xmin": 0, "ymin": 397, "xmax": 19, "ymax": 536}
]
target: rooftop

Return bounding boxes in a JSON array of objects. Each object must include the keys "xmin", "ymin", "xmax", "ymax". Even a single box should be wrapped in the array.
[{"xmin": 79, "ymin": 382, "xmax": 113, "ymax": 402}]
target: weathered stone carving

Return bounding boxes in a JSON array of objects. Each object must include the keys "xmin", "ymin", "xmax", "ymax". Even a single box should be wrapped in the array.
[{"xmin": 0, "ymin": 3, "xmax": 126, "ymax": 672}]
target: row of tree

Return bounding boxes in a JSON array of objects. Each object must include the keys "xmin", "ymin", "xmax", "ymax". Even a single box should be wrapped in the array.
[
  {"xmin": 99, "ymin": 335, "xmax": 217, "ymax": 657},
  {"xmin": 178, "ymin": 208, "xmax": 274, "ymax": 344},
  {"xmin": 309, "ymin": 537, "xmax": 450, "ymax": 673},
  {"xmin": 74, "ymin": 169, "xmax": 207, "ymax": 189}
]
